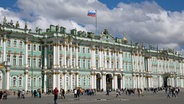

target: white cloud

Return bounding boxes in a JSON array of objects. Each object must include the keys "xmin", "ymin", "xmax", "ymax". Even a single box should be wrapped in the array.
[{"xmin": 0, "ymin": 0, "xmax": 184, "ymax": 49}]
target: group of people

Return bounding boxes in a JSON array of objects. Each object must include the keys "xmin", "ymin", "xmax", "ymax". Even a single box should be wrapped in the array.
[{"xmin": 0, "ymin": 90, "xmax": 7, "ymax": 101}]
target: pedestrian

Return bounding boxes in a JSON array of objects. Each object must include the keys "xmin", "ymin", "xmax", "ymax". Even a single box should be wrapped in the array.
[
  {"xmin": 17, "ymin": 90, "xmax": 21, "ymax": 99},
  {"xmin": 0, "ymin": 90, "xmax": 3, "ymax": 101},
  {"xmin": 22, "ymin": 90, "xmax": 25, "ymax": 99},
  {"xmin": 53, "ymin": 87, "xmax": 59, "ymax": 104},
  {"xmin": 61, "ymin": 89, "xmax": 65, "ymax": 99},
  {"xmin": 38, "ymin": 90, "xmax": 41, "ymax": 98}
]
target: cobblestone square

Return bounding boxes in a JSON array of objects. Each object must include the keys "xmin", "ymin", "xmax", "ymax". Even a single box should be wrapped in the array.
[{"xmin": 1, "ymin": 91, "xmax": 184, "ymax": 104}]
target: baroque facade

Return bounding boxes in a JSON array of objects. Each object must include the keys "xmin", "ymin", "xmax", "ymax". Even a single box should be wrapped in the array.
[{"xmin": 0, "ymin": 17, "xmax": 184, "ymax": 92}]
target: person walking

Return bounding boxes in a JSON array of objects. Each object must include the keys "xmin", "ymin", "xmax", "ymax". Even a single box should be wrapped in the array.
[
  {"xmin": 53, "ymin": 87, "xmax": 59, "ymax": 104},
  {"xmin": 0, "ymin": 90, "xmax": 3, "ymax": 101},
  {"xmin": 22, "ymin": 90, "xmax": 25, "ymax": 99},
  {"xmin": 61, "ymin": 89, "xmax": 65, "ymax": 99}
]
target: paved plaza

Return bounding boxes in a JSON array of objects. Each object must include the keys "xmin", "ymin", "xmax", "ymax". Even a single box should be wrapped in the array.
[{"xmin": 1, "ymin": 91, "xmax": 184, "ymax": 104}]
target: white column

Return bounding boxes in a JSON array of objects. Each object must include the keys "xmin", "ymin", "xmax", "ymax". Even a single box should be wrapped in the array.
[
  {"xmin": 56, "ymin": 70, "xmax": 60, "ymax": 91},
  {"xmin": 44, "ymin": 72, "xmax": 47, "ymax": 93},
  {"xmin": 3, "ymin": 36, "xmax": 7, "ymax": 62},
  {"xmin": 114, "ymin": 74, "xmax": 118, "ymax": 90},
  {"xmin": 75, "ymin": 72, "xmax": 79, "ymax": 87},
  {"xmin": 69, "ymin": 43, "xmax": 73, "ymax": 68},
  {"xmin": 104, "ymin": 51, "xmax": 107, "ymax": 69},
  {"xmin": 53, "ymin": 45, "xmax": 57, "ymax": 68},
  {"xmin": 112, "ymin": 77, "xmax": 114, "ymax": 90},
  {"xmin": 52, "ymin": 70, "xmax": 56, "ymax": 89},
  {"xmin": 5, "ymin": 68, "xmax": 10, "ymax": 90},
  {"xmin": 70, "ymin": 72, "xmax": 73, "ymax": 90},
  {"xmin": 24, "ymin": 70, "xmax": 28, "ymax": 91},
  {"xmin": 44, "ymin": 44, "xmax": 47, "ymax": 69},
  {"xmin": 100, "ymin": 77, "xmax": 103, "ymax": 90},
  {"xmin": 109, "ymin": 50, "xmax": 111, "ymax": 69},
  {"xmin": 119, "ymin": 52, "xmax": 123, "ymax": 71},
  {"xmin": 57, "ymin": 44, "xmax": 60, "ymax": 68},
  {"xmin": 94, "ymin": 74, "xmax": 97, "ymax": 89},
  {"xmin": 99, "ymin": 49, "xmax": 102, "ymax": 70},
  {"xmin": 75, "ymin": 45, "xmax": 79, "ymax": 69},
  {"xmin": 90, "ymin": 73, "xmax": 94, "ymax": 89},
  {"xmin": 91, "ymin": 46, "xmax": 96, "ymax": 70},
  {"xmin": 102, "ymin": 73, "xmax": 106, "ymax": 91},
  {"xmin": 63, "ymin": 44, "xmax": 67, "ymax": 68},
  {"xmin": 122, "ymin": 75, "xmax": 125, "ymax": 89},
  {"xmin": 114, "ymin": 52, "xmax": 117, "ymax": 70},
  {"xmin": 63, "ymin": 72, "xmax": 67, "ymax": 91}
]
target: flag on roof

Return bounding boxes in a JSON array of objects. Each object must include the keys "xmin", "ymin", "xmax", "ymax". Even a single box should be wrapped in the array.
[{"xmin": 87, "ymin": 10, "xmax": 96, "ymax": 17}]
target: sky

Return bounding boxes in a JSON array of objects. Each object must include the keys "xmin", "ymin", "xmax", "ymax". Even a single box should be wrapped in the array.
[{"xmin": 0, "ymin": 0, "xmax": 184, "ymax": 51}]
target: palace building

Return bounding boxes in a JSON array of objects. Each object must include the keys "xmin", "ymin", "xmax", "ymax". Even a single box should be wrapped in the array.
[{"xmin": 0, "ymin": 17, "xmax": 184, "ymax": 92}]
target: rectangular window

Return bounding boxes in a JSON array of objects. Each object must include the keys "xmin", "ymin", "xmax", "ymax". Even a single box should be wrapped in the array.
[
  {"xmin": 88, "ymin": 60, "xmax": 90, "ymax": 69},
  {"xmin": 8, "ymin": 40, "xmax": 11, "ymax": 47},
  {"xmin": 28, "ymin": 58, "xmax": 30, "ymax": 67},
  {"xmin": 96, "ymin": 60, "xmax": 98, "ymax": 68},
  {"xmin": 14, "ymin": 40, "xmax": 17, "ymax": 47},
  {"xmin": 33, "ymin": 45, "xmax": 36, "ymax": 51},
  {"xmin": 39, "ymin": 45, "xmax": 41, "ymax": 51},
  {"xmin": 19, "ymin": 41, "xmax": 23, "ymax": 48},
  {"xmin": 38, "ymin": 59, "xmax": 41, "ymax": 67},
  {"xmin": 34, "ymin": 58, "xmax": 36, "ymax": 68},
  {"xmin": 19, "ymin": 56, "xmax": 22, "ymax": 66},
  {"xmin": 28, "ymin": 44, "xmax": 31, "ymax": 50},
  {"xmin": 13, "ymin": 56, "xmax": 16, "ymax": 66},
  {"xmin": 78, "ymin": 59, "xmax": 80, "ymax": 68},
  {"xmin": 83, "ymin": 47, "xmax": 85, "ymax": 53}
]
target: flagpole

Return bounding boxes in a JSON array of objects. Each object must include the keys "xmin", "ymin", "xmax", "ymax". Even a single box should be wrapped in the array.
[{"xmin": 95, "ymin": 10, "xmax": 97, "ymax": 35}]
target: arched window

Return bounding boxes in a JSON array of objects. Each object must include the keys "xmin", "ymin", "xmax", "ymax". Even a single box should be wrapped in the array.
[
  {"xmin": 19, "ymin": 77, "xmax": 22, "ymax": 86},
  {"xmin": 13, "ymin": 77, "xmax": 16, "ymax": 86}
]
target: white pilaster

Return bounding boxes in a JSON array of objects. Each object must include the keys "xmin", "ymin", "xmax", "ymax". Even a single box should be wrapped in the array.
[
  {"xmin": 25, "ymin": 38, "xmax": 28, "ymax": 68},
  {"xmin": 69, "ymin": 43, "xmax": 73, "ymax": 68},
  {"xmin": 24, "ymin": 70, "xmax": 28, "ymax": 91},
  {"xmin": 94, "ymin": 74, "xmax": 96, "ymax": 89},
  {"xmin": 44, "ymin": 44, "xmax": 47, "ymax": 69},
  {"xmin": 5, "ymin": 67, "xmax": 10, "ymax": 90},
  {"xmin": 91, "ymin": 46, "xmax": 96, "ymax": 70},
  {"xmin": 63, "ymin": 44, "xmax": 67, "ymax": 68},
  {"xmin": 44, "ymin": 72, "xmax": 47, "ymax": 93},
  {"xmin": 63, "ymin": 71, "xmax": 67, "ymax": 91},
  {"xmin": 102, "ymin": 73, "xmax": 106, "ymax": 91},
  {"xmin": 114, "ymin": 74, "xmax": 118, "ymax": 90},
  {"xmin": 52, "ymin": 70, "xmax": 56, "ymax": 89},
  {"xmin": 70, "ymin": 72, "xmax": 73, "ymax": 90},
  {"xmin": 119, "ymin": 51, "xmax": 123, "ymax": 71},
  {"xmin": 75, "ymin": 71, "xmax": 79, "ymax": 87},
  {"xmin": 3, "ymin": 36, "xmax": 7, "ymax": 62},
  {"xmin": 75, "ymin": 45, "xmax": 79, "ymax": 69}
]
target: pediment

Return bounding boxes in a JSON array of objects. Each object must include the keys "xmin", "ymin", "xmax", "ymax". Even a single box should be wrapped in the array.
[{"xmin": 100, "ymin": 29, "xmax": 115, "ymax": 43}]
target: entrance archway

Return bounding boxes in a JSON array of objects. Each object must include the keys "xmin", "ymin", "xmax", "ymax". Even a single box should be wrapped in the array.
[
  {"xmin": 96, "ymin": 73, "xmax": 101, "ymax": 91},
  {"xmin": 106, "ymin": 74, "xmax": 112, "ymax": 90},
  {"xmin": 163, "ymin": 73, "xmax": 170, "ymax": 87}
]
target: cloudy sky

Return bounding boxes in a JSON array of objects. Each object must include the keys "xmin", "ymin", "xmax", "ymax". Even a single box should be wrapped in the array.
[{"xmin": 0, "ymin": 0, "xmax": 184, "ymax": 50}]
